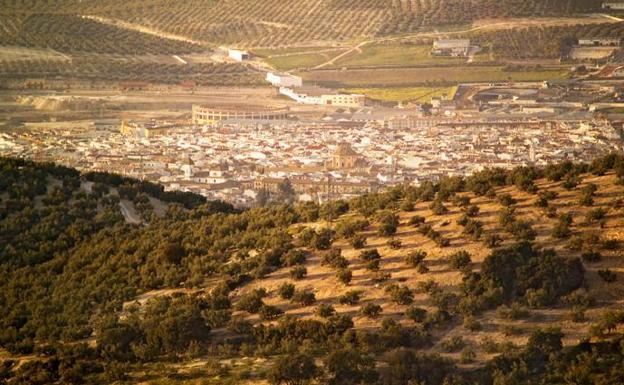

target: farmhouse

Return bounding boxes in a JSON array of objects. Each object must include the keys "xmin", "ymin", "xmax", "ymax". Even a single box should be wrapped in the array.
[
  {"xmin": 266, "ymin": 72, "xmax": 303, "ymax": 87},
  {"xmin": 602, "ymin": 2, "xmax": 624, "ymax": 10},
  {"xmin": 432, "ymin": 39, "xmax": 471, "ymax": 56},
  {"xmin": 228, "ymin": 49, "xmax": 250, "ymax": 62}
]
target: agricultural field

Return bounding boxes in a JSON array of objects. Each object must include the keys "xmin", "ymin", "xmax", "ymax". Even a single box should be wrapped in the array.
[
  {"xmin": 0, "ymin": 14, "xmax": 203, "ymax": 55},
  {"xmin": 332, "ymin": 43, "xmax": 466, "ymax": 68},
  {"xmin": 260, "ymin": 49, "xmax": 350, "ymax": 71},
  {"xmin": 300, "ymin": 66, "xmax": 569, "ymax": 88},
  {"xmin": 467, "ymin": 21, "xmax": 624, "ymax": 59},
  {"xmin": 341, "ymin": 87, "xmax": 456, "ymax": 102},
  {"xmin": 0, "ymin": 0, "xmax": 600, "ymax": 47},
  {"xmin": 0, "ymin": 56, "xmax": 263, "ymax": 86}
]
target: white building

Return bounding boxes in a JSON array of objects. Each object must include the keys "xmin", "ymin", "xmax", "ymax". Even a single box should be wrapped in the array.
[
  {"xmin": 432, "ymin": 39, "xmax": 471, "ymax": 56},
  {"xmin": 266, "ymin": 72, "xmax": 303, "ymax": 87},
  {"xmin": 603, "ymin": 2, "xmax": 624, "ymax": 10},
  {"xmin": 578, "ymin": 38, "xmax": 621, "ymax": 46},
  {"xmin": 228, "ymin": 49, "xmax": 250, "ymax": 62},
  {"xmin": 279, "ymin": 87, "xmax": 366, "ymax": 107}
]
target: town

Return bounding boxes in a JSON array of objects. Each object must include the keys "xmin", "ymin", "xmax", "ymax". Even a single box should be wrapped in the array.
[{"xmin": 2, "ymin": 65, "xmax": 623, "ymax": 207}]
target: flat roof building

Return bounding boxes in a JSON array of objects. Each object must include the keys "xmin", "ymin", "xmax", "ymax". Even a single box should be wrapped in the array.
[
  {"xmin": 432, "ymin": 39, "xmax": 471, "ymax": 57},
  {"xmin": 266, "ymin": 72, "xmax": 303, "ymax": 87},
  {"xmin": 228, "ymin": 49, "xmax": 250, "ymax": 62}
]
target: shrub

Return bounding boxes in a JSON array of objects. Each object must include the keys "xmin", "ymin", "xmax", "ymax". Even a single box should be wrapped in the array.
[
  {"xmin": 448, "ymin": 251, "xmax": 471, "ymax": 272},
  {"xmin": 460, "ymin": 347, "xmax": 476, "ymax": 364},
  {"xmin": 336, "ymin": 268, "xmax": 352, "ymax": 285},
  {"xmin": 405, "ymin": 250, "xmax": 427, "ymax": 267},
  {"xmin": 507, "ymin": 220, "xmax": 536, "ymax": 241},
  {"xmin": 278, "ymin": 282, "xmax": 295, "ymax": 300},
  {"xmin": 463, "ymin": 316, "xmax": 482, "ymax": 331},
  {"xmin": 377, "ymin": 210, "xmax": 400, "ymax": 236},
  {"xmin": 315, "ymin": 304, "xmax": 336, "ymax": 318},
  {"xmin": 335, "ymin": 218, "xmax": 369, "ymax": 238},
  {"xmin": 405, "ymin": 306, "xmax": 427, "ymax": 322},
  {"xmin": 408, "ymin": 215, "xmax": 426, "ymax": 226},
  {"xmin": 387, "ymin": 238, "xmax": 402, "ymax": 249},
  {"xmin": 484, "ymin": 233, "xmax": 502, "ymax": 248},
  {"xmin": 400, "ymin": 200, "xmax": 415, "ymax": 212},
  {"xmin": 497, "ymin": 303, "xmax": 530, "ymax": 320},
  {"xmin": 598, "ymin": 269, "xmax": 617, "ymax": 283},
  {"xmin": 339, "ymin": 290, "xmax": 363, "ymax": 305},
  {"xmin": 429, "ymin": 198, "xmax": 448, "ymax": 215},
  {"xmin": 585, "ymin": 208, "xmax": 607, "ymax": 223},
  {"xmin": 360, "ymin": 303, "xmax": 383, "ymax": 318},
  {"xmin": 441, "ymin": 336, "xmax": 465, "ymax": 353},
  {"xmin": 497, "ymin": 194, "xmax": 516, "ymax": 207},
  {"xmin": 371, "ymin": 271, "xmax": 391, "ymax": 283},
  {"xmin": 466, "ymin": 204, "xmax": 480, "ymax": 217},
  {"xmin": 359, "ymin": 249, "xmax": 381, "ymax": 262},
  {"xmin": 385, "ymin": 285, "xmax": 414, "ymax": 305},
  {"xmin": 562, "ymin": 176, "xmax": 579, "ymax": 190},
  {"xmin": 500, "ymin": 324, "xmax": 524, "ymax": 336},
  {"xmin": 321, "ymin": 248, "xmax": 348, "ymax": 269},
  {"xmin": 551, "ymin": 221, "xmax": 571, "ymax": 239},
  {"xmin": 603, "ymin": 239, "xmax": 619, "ymax": 250},
  {"xmin": 292, "ymin": 290, "xmax": 316, "ymax": 306},
  {"xmin": 313, "ymin": 227, "xmax": 334, "ymax": 250},
  {"xmin": 581, "ymin": 250, "xmax": 602, "ymax": 263},
  {"xmin": 259, "ymin": 304, "xmax": 283, "ymax": 320},
  {"xmin": 417, "ymin": 264, "xmax": 430, "ymax": 274},
  {"xmin": 569, "ymin": 306, "xmax": 586, "ymax": 323},
  {"xmin": 282, "ymin": 249, "xmax": 308, "ymax": 267},
  {"xmin": 349, "ymin": 234, "xmax": 367, "ymax": 249},
  {"xmin": 235, "ymin": 292, "xmax": 264, "ymax": 313},
  {"xmin": 366, "ymin": 259, "xmax": 380, "ymax": 271},
  {"xmin": 290, "ymin": 265, "xmax": 307, "ymax": 280},
  {"xmin": 579, "ymin": 193, "xmax": 594, "ymax": 207}
]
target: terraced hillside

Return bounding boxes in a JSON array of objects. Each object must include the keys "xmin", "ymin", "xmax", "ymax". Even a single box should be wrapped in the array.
[
  {"xmin": 89, "ymin": 0, "xmax": 603, "ymax": 46},
  {"xmin": 2, "ymin": 155, "xmax": 624, "ymax": 384},
  {"xmin": 0, "ymin": 14, "xmax": 203, "ymax": 55},
  {"xmin": 0, "ymin": 0, "xmax": 605, "ymax": 48},
  {"xmin": 466, "ymin": 21, "xmax": 624, "ymax": 59}
]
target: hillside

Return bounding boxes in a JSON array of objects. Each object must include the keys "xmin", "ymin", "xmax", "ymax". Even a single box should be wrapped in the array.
[{"xmin": 1, "ymin": 155, "xmax": 624, "ymax": 384}]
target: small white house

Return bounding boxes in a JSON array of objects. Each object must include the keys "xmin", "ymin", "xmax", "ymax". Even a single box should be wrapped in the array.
[
  {"xmin": 228, "ymin": 49, "xmax": 250, "ymax": 62},
  {"xmin": 266, "ymin": 72, "xmax": 303, "ymax": 87}
]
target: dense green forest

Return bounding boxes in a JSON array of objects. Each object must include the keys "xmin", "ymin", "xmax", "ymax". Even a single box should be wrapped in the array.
[{"xmin": 1, "ymin": 155, "xmax": 624, "ymax": 384}]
